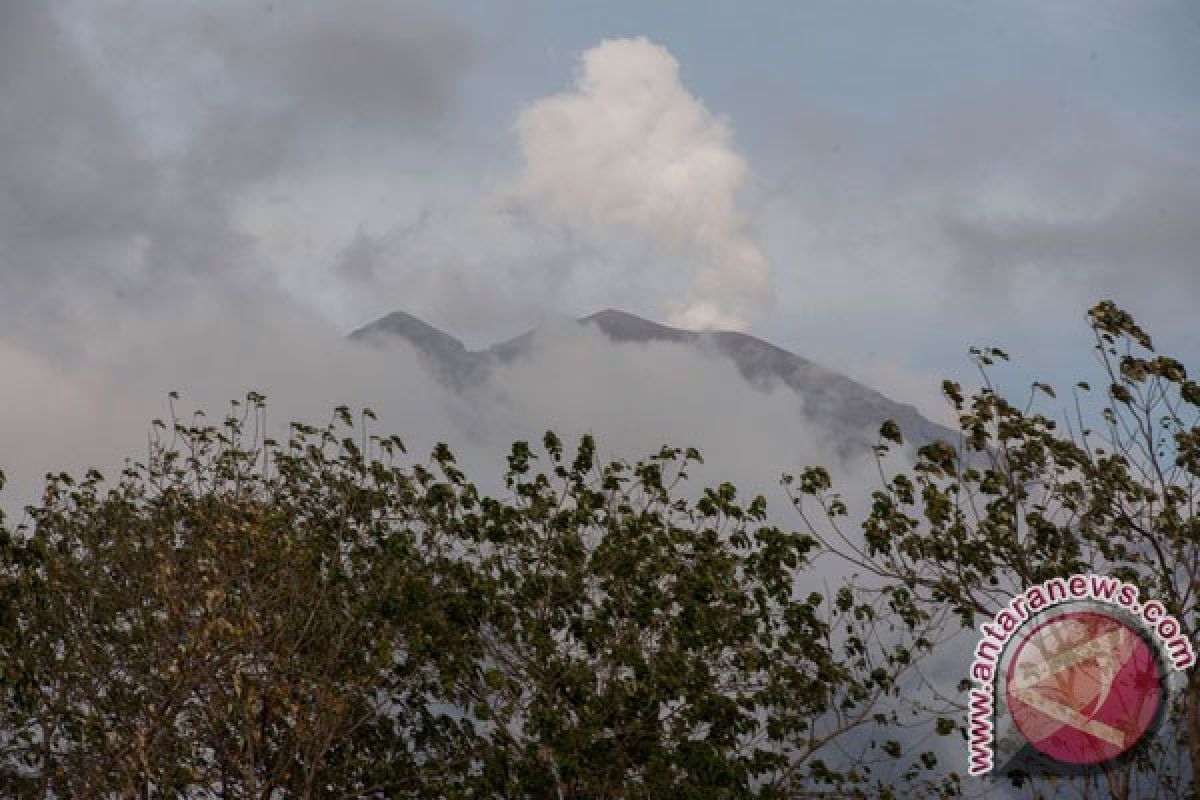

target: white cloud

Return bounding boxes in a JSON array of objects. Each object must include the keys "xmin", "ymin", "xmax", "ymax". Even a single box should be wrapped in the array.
[
  {"xmin": 512, "ymin": 37, "xmax": 769, "ymax": 330},
  {"xmin": 0, "ymin": 298, "xmax": 883, "ymax": 536}
]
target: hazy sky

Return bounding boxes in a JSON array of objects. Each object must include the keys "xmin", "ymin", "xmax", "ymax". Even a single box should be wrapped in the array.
[{"xmin": 1, "ymin": 0, "xmax": 1197, "ymax": 508}]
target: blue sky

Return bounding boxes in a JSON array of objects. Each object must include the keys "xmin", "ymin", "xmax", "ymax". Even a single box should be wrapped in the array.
[{"xmin": 459, "ymin": 1, "xmax": 1199, "ymax": 127}]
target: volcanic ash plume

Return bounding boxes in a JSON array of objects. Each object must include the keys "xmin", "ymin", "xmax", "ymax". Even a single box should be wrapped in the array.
[{"xmin": 513, "ymin": 37, "xmax": 769, "ymax": 330}]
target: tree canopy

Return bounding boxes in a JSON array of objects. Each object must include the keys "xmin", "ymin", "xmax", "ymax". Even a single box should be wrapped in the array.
[
  {"xmin": 0, "ymin": 400, "xmax": 947, "ymax": 798},
  {"xmin": 793, "ymin": 302, "xmax": 1200, "ymax": 798}
]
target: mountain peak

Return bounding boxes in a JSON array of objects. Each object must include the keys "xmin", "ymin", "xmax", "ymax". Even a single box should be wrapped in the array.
[
  {"xmin": 583, "ymin": 309, "xmax": 649, "ymax": 324},
  {"xmin": 580, "ymin": 309, "xmax": 692, "ymax": 343},
  {"xmin": 348, "ymin": 310, "xmax": 479, "ymax": 387},
  {"xmin": 349, "ymin": 311, "xmax": 466, "ymax": 354}
]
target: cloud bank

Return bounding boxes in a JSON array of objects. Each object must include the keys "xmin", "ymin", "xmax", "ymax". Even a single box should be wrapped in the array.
[{"xmin": 0, "ymin": 302, "xmax": 881, "ymax": 539}]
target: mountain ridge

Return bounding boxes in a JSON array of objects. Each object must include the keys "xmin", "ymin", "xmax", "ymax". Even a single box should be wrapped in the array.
[{"xmin": 350, "ymin": 309, "xmax": 955, "ymax": 454}]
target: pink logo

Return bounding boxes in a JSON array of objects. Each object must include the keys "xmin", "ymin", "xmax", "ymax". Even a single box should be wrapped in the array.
[{"xmin": 1004, "ymin": 611, "xmax": 1163, "ymax": 766}]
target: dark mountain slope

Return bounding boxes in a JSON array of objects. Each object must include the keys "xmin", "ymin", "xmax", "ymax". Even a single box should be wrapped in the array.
[{"xmin": 350, "ymin": 309, "xmax": 955, "ymax": 453}]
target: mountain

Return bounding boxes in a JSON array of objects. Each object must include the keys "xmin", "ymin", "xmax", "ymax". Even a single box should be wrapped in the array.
[
  {"xmin": 350, "ymin": 309, "xmax": 956, "ymax": 455},
  {"xmin": 349, "ymin": 310, "xmax": 486, "ymax": 388}
]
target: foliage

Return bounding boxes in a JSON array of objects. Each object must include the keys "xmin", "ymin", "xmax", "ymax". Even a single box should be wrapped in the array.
[
  {"xmin": 791, "ymin": 302, "xmax": 1200, "ymax": 799},
  {"xmin": 0, "ymin": 398, "xmax": 481, "ymax": 797},
  {"xmin": 0, "ymin": 397, "xmax": 947, "ymax": 797}
]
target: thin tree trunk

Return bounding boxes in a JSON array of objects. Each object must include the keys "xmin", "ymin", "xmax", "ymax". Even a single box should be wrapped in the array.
[{"xmin": 1187, "ymin": 670, "xmax": 1200, "ymax": 798}]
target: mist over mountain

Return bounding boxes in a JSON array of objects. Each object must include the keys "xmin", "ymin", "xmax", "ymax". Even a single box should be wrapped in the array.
[{"xmin": 351, "ymin": 308, "xmax": 955, "ymax": 457}]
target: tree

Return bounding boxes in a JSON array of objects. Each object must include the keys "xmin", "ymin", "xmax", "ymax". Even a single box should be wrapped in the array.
[
  {"xmin": 0, "ymin": 397, "xmax": 952, "ymax": 797},
  {"xmin": 443, "ymin": 433, "xmax": 951, "ymax": 798},
  {"xmin": 0, "ymin": 399, "xmax": 482, "ymax": 798},
  {"xmin": 791, "ymin": 302, "xmax": 1200, "ymax": 799}
]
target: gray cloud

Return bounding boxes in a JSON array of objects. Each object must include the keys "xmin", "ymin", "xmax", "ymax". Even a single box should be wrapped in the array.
[
  {"xmin": 0, "ymin": 1, "xmax": 478, "ymax": 348},
  {"xmin": 0, "ymin": 3, "xmax": 160, "ymax": 316},
  {"xmin": 197, "ymin": 0, "xmax": 477, "ymax": 132},
  {"xmin": 942, "ymin": 162, "xmax": 1200, "ymax": 291},
  {"xmin": 749, "ymin": 79, "xmax": 1200, "ymax": 396},
  {"xmin": 0, "ymin": 3, "xmax": 278, "ymax": 349}
]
